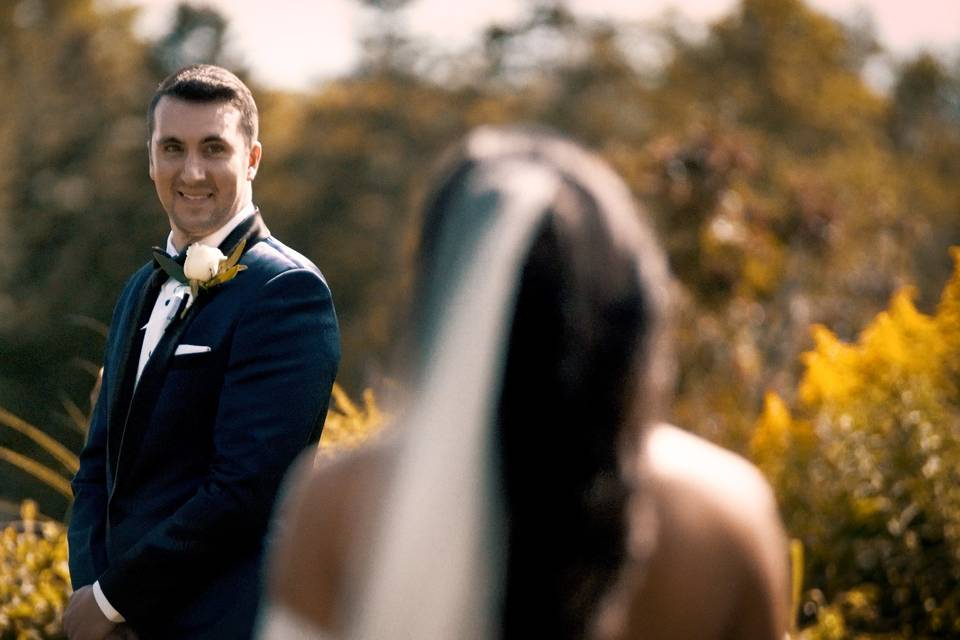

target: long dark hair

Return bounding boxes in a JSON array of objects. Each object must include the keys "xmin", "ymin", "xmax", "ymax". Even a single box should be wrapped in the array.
[{"xmin": 412, "ymin": 126, "xmax": 671, "ymax": 639}]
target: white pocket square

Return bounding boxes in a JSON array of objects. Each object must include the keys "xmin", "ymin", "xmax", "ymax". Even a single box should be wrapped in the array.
[{"xmin": 175, "ymin": 344, "xmax": 211, "ymax": 356}]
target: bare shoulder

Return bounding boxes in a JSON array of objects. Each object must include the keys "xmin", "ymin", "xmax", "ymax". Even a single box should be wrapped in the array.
[
  {"xmin": 285, "ymin": 439, "xmax": 394, "ymax": 517},
  {"xmin": 267, "ymin": 439, "xmax": 397, "ymax": 632},
  {"xmin": 644, "ymin": 423, "xmax": 781, "ymax": 531},
  {"xmin": 613, "ymin": 424, "xmax": 789, "ymax": 640}
]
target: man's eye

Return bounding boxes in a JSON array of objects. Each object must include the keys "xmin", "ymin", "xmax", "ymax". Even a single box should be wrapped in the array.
[
  {"xmin": 163, "ymin": 143, "xmax": 182, "ymax": 153},
  {"xmin": 206, "ymin": 144, "xmax": 226, "ymax": 155}
]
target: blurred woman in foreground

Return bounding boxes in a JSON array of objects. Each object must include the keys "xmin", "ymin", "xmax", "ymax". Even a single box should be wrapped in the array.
[{"xmin": 261, "ymin": 126, "xmax": 790, "ymax": 639}]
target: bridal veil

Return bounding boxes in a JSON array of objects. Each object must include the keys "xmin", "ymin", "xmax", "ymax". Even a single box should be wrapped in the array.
[
  {"xmin": 348, "ymin": 126, "xmax": 670, "ymax": 639},
  {"xmin": 261, "ymin": 125, "xmax": 672, "ymax": 639}
]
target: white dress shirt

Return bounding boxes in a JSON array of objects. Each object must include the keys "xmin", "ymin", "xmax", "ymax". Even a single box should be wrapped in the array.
[
  {"xmin": 136, "ymin": 204, "xmax": 255, "ymax": 385},
  {"xmin": 93, "ymin": 203, "xmax": 256, "ymax": 623}
]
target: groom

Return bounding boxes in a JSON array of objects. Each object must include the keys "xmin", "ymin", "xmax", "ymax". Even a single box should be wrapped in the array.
[{"xmin": 64, "ymin": 65, "xmax": 340, "ymax": 639}]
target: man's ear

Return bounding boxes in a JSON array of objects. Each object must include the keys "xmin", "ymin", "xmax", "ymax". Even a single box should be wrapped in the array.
[
  {"xmin": 148, "ymin": 141, "xmax": 155, "ymax": 180},
  {"xmin": 247, "ymin": 141, "xmax": 262, "ymax": 181}
]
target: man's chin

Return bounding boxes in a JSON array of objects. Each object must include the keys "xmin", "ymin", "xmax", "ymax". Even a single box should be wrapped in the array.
[
  {"xmin": 173, "ymin": 201, "xmax": 216, "ymax": 218},
  {"xmin": 169, "ymin": 213, "xmax": 222, "ymax": 242}
]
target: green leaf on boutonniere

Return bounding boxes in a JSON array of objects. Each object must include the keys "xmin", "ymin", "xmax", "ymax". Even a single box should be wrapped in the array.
[
  {"xmin": 206, "ymin": 263, "xmax": 248, "ymax": 288},
  {"xmin": 204, "ymin": 238, "xmax": 248, "ymax": 289},
  {"xmin": 152, "ymin": 249, "xmax": 188, "ymax": 285},
  {"xmin": 223, "ymin": 238, "xmax": 246, "ymax": 270}
]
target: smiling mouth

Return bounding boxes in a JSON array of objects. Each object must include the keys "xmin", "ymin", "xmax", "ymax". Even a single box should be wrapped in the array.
[{"xmin": 178, "ymin": 191, "xmax": 213, "ymax": 201}]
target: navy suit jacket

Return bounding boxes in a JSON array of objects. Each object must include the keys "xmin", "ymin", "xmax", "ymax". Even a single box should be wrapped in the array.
[{"xmin": 68, "ymin": 213, "xmax": 340, "ymax": 638}]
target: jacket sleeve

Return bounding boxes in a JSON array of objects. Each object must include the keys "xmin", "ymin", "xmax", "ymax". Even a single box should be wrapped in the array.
[
  {"xmin": 68, "ymin": 320, "xmax": 120, "ymax": 588},
  {"xmin": 96, "ymin": 267, "xmax": 340, "ymax": 621}
]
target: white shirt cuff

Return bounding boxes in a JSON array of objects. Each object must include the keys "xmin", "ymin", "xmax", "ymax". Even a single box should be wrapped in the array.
[{"xmin": 92, "ymin": 580, "xmax": 126, "ymax": 623}]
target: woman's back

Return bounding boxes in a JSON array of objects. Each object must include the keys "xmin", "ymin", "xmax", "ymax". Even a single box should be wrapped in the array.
[
  {"xmin": 599, "ymin": 424, "xmax": 789, "ymax": 640},
  {"xmin": 264, "ymin": 424, "xmax": 790, "ymax": 639},
  {"xmin": 260, "ymin": 126, "xmax": 790, "ymax": 639}
]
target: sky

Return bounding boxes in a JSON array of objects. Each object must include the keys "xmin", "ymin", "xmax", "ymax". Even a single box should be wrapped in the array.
[{"xmin": 103, "ymin": 0, "xmax": 960, "ymax": 91}]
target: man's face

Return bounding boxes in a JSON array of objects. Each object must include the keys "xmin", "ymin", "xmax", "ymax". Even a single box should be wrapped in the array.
[{"xmin": 149, "ymin": 96, "xmax": 261, "ymax": 249}]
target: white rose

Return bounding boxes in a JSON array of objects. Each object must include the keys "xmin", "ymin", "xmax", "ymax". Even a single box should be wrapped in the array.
[{"xmin": 183, "ymin": 243, "xmax": 226, "ymax": 281}]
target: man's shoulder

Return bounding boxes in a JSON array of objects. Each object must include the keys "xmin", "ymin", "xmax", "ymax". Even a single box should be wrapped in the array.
[{"xmin": 243, "ymin": 237, "xmax": 329, "ymax": 287}]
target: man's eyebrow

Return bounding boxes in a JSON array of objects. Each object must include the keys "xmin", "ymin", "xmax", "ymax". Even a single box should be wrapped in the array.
[{"xmin": 155, "ymin": 135, "xmax": 230, "ymax": 145}]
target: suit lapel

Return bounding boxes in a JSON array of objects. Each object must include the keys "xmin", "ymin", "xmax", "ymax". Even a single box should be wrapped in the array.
[
  {"xmin": 217, "ymin": 208, "xmax": 270, "ymax": 256},
  {"xmin": 110, "ymin": 212, "xmax": 271, "ymax": 496},
  {"xmin": 106, "ymin": 266, "xmax": 165, "ymax": 486}
]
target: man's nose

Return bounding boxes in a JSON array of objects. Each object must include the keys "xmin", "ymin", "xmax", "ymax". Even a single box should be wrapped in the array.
[{"xmin": 181, "ymin": 152, "xmax": 205, "ymax": 182}]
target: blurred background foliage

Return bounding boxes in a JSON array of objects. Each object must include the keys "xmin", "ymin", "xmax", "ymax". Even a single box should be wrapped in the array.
[
  {"xmin": 754, "ymin": 249, "xmax": 960, "ymax": 637},
  {"xmin": 0, "ymin": 501, "xmax": 70, "ymax": 638},
  {"xmin": 1, "ymin": 0, "xmax": 959, "ymax": 635},
  {"xmin": 0, "ymin": 383, "xmax": 383, "ymax": 638}
]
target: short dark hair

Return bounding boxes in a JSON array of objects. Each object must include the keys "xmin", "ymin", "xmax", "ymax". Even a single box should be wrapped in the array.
[{"xmin": 147, "ymin": 64, "xmax": 259, "ymax": 146}]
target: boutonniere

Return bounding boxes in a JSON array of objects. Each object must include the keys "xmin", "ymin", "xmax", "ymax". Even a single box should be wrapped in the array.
[{"xmin": 153, "ymin": 239, "xmax": 248, "ymax": 318}]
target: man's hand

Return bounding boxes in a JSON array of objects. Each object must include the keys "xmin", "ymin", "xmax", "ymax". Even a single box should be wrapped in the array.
[{"xmin": 63, "ymin": 585, "xmax": 117, "ymax": 640}]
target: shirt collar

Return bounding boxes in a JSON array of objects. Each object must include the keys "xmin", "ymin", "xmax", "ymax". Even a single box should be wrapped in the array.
[{"xmin": 165, "ymin": 202, "xmax": 257, "ymax": 257}]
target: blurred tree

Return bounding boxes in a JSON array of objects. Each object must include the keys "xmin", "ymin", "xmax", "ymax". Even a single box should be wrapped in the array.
[
  {"xmin": 355, "ymin": 0, "xmax": 411, "ymax": 10},
  {"xmin": 149, "ymin": 3, "xmax": 232, "ymax": 76},
  {"xmin": 887, "ymin": 52, "xmax": 960, "ymax": 310},
  {"xmin": 256, "ymin": 74, "xmax": 481, "ymax": 389},
  {"xmin": 352, "ymin": 0, "xmax": 420, "ymax": 78},
  {"xmin": 0, "ymin": 0, "xmax": 160, "ymax": 517},
  {"xmin": 621, "ymin": 0, "xmax": 945, "ymax": 450}
]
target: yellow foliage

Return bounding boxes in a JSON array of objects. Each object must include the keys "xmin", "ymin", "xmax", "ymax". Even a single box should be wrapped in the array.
[
  {"xmin": 0, "ymin": 501, "xmax": 70, "ymax": 639},
  {"xmin": 0, "ymin": 385, "xmax": 385, "ymax": 637},
  {"xmin": 757, "ymin": 247, "xmax": 960, "ymax": 636},
  {"xmin": 751, "ymin": 391, "xmax": 816, "ymax": 484},
  {"xmin": 798, "ymin": 286, "xmax": 945, "ymax": 410},
  {"xmin": 317, "ymin": 384, "xmax": 387, "ymax": 458},
  {"xmin": 0, "ymin": 405, "xmax": 80, "ymax": 501},
  {"xmin": 751, "ymin": 391, "xmax": 793, "ymax": 481},
  {"xmin": 790, "ymin": 539, "xmax": 805, "ymax": 635},
  {"xmin": 742, "ymin": 248, "xmax": 784, "ymax": 296},
  {"xmin": 798, "ymin": 324, "xmax": 861, "ymax": 407},
  {"xmin": 859, "ymin": 288, "xmax": 944, "ymax": 379},
  {"xmin": 0, "ymin": 410, "xmax": 78, "ymax": 475}
]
